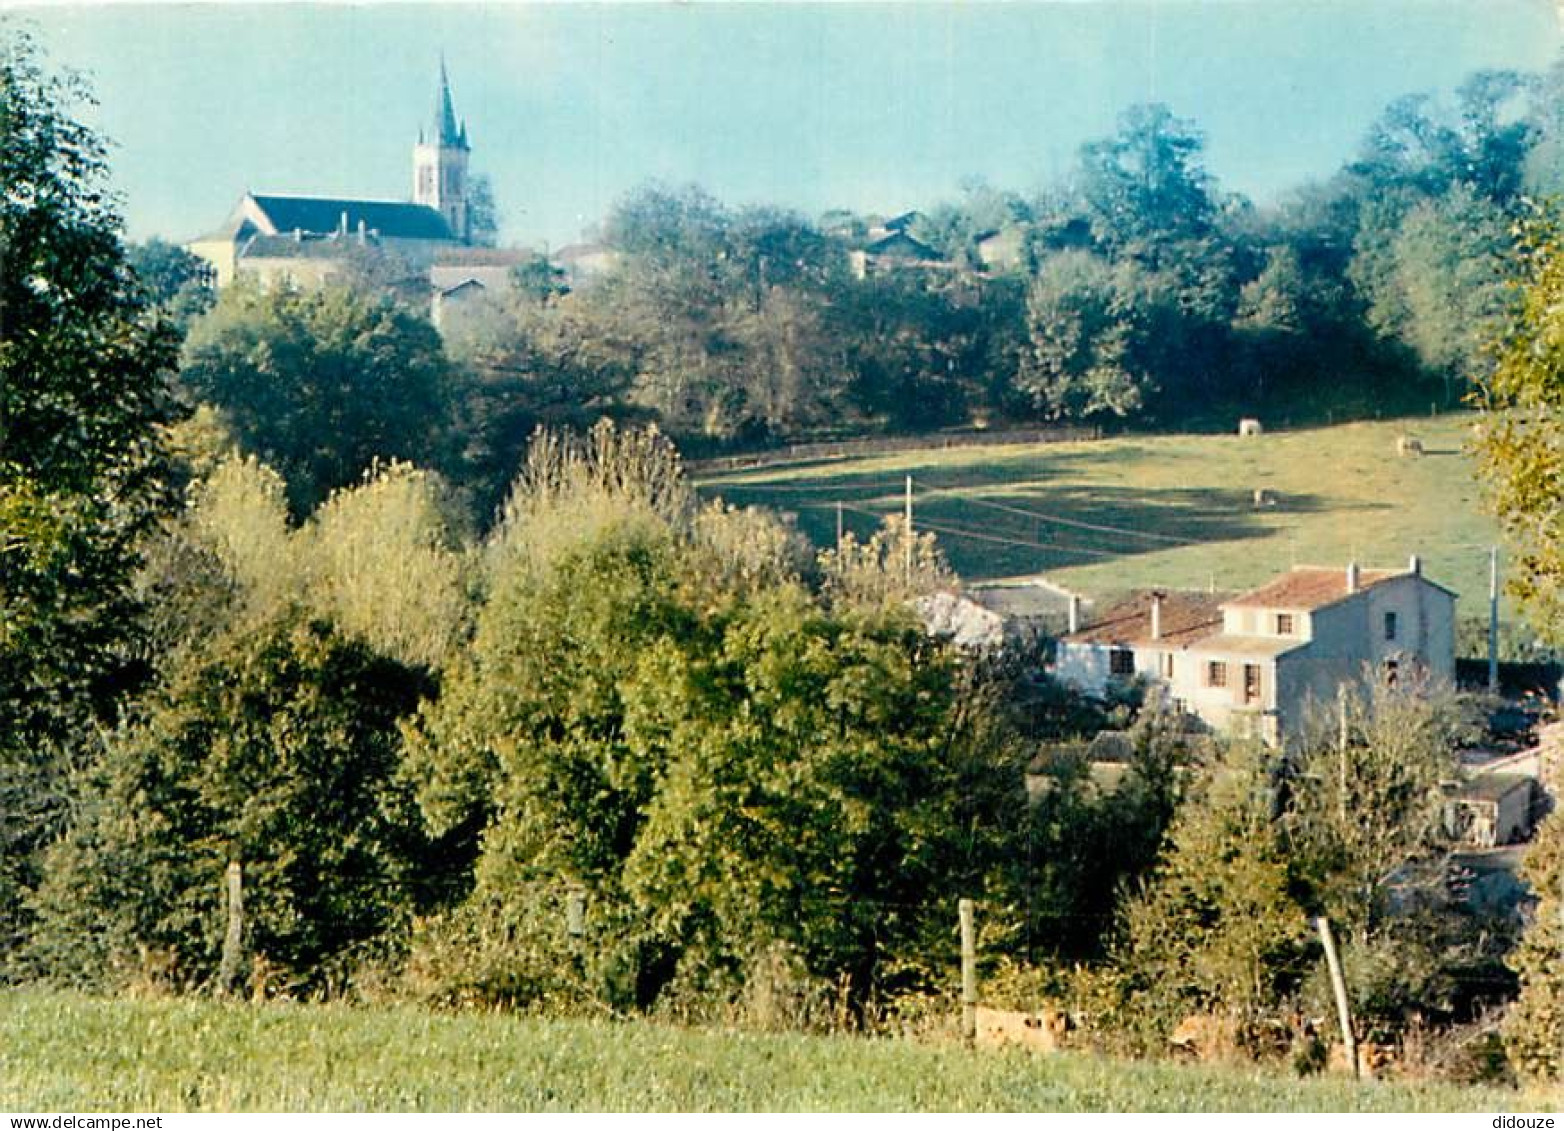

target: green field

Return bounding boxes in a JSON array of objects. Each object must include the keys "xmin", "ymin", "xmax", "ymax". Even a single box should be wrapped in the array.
[
  {"xmin": 0, "ymin": 990, "xmax": 1547, "ymax": 1112},
  {"xmin": 696, "ymin": 415, "xmax": 1505, "ymax": 612}
]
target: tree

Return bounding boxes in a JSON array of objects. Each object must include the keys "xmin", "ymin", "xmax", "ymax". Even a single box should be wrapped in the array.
[
  {"xmin": 1281, "ymin": 670, "xmax": 1470, "ymax": 932},
  {"xmin": 1017, "ymin": 251, "xmax": 1160, "ymax": 420},
  {"xmin": 466, "ymin": 172, "xmax": 499, "ymax": 248},
  {"xmin": 1473, "ymin": 204, "xmax": 1564, "ymax": 642},
  {"xmin": 27, "ymin": 609, "xmax": 433, "ymax": 995},
  {"xmin": 125, "ymin": 237, "xmax": 215, "ymax": 326},
  {"xmin": 1476, "ymin": 208, "xmax": 1564, "ymax": 1082},
  {"xmin": 401, "ymin": 423, "xmax": 1035, "ymax": 1017},
  {"xmin": 0, "ymin": 30, "xmax": 180, "ymax": 964},
  {"xmin": 179, "ymin": 282, "xmax": 453, "ymax": 516},
  {"xmin": 1103, "ymin": 742, "xmax": 1312, "ymax": 1052}
]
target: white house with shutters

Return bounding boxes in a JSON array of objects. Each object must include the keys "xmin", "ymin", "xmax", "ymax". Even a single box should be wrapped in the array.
[{"xmin": 1053, "ymin": 560, "xmax": 1457, "ymax": 745}]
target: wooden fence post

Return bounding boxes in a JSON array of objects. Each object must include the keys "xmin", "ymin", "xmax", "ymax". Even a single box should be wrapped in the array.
[
  {"xmin": 218, "ymin": 858, "xmax": 244, "ymax": 996},
  {"xmin": 1315, "ymin": 916, "xmax": 1357, "ymax": 1079},
  {"xmin": 959, "ymin": 897, "xmax": 977, "ymax": 1044}
]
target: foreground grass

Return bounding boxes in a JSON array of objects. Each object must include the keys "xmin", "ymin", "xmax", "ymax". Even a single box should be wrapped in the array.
[
  {"xmin": 0, "ymin": 990, "xmax": 1546, "ymax": 1112},
  {"xmin": 697, "ymin": 415, "xmax": 1500, "ymax": 606}
]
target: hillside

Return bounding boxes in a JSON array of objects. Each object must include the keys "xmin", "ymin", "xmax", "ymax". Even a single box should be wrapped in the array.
[
  {"xmin": 0, "ymin": 990, "xmax": 1540, "ymax": 1112},
  {"xmin": 696, "ymin": 415, "xmax": 1505, "ymax": 618}
]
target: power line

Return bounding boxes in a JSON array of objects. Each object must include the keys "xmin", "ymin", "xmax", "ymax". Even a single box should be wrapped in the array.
[
  {"xmin": 821, "ymin": 502, "xmax": 1123, "ymax": 560},
  {"xmin": 914, "ymin": 479, "xmax": 1203, "ymax": 547}
]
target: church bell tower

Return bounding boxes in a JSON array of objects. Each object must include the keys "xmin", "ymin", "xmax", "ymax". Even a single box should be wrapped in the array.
[{"xmin": 413, "ymin": 59, "xmax": 471, "ymax": 243}]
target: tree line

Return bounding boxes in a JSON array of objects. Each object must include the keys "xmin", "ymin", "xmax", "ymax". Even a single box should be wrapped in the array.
[{"xmin": 7, "ymin": 27, "xmax": 1564, "ymax": 1087}]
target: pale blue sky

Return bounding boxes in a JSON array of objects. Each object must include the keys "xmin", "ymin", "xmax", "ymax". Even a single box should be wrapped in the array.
[{"xmin": 14, "ymin": 1, "xmax": 1564, "ymax": 248}]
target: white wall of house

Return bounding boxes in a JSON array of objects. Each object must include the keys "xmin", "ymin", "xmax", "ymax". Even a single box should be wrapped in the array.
[{"xmin": 1053, "ymin": 642, "xmax": 1116, "ymax": 698}]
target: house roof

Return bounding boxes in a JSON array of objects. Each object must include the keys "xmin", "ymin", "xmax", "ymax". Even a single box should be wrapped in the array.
[
  {"xmin": 249, "ymin": 194, "xmax": 456, "ymax": 242},
  {"xmin": 432, "ymin": 246, "xmax": 534, "ymax": 267},
  {"xmin": 1448, "ymin": 774, "xmax": 1533, "ymax": 804},
  {"xmin": 1185, "ymin": 633, "xmax": 1306, "ymax": 658},
  {"xmin": 865, "ymin": 231, "xmax": 942, "ymax": 260},
  {"xmin": 967, "ymin": 582, "xmax": 1076, "ymax": 620},
  {"xmin": 1224, "ymin": 566, "xmax": 1402, "ymax": 610},
  {"xmin": 1063, "ymin": 590, "xmax": 1230, "ymax": 648},
  {"xmin": 239, "ymin": 233, "xmax": 367, "ymax": 260}
]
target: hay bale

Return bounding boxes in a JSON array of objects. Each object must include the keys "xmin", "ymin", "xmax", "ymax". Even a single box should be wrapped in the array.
[
  {"xmin": 1238, "ymin": 418, "xmax": 1263, "ymax": 437},
  {"xmin": 1396, "ymin": 435, "xmax": 1424, "ymax": 457}
]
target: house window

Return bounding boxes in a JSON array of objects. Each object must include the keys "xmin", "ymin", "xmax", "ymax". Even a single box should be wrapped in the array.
[
  {"xmin": 1207, "ymin": 661, "xmax": 1228, "ymax": 688},
  {"xmin": 1243, "ymin": 663, "xmax": 1261, "ymax": 704},
  {"xmin": 1275, "ymin": 613, "xmax": 1294, "ymax": 636},
  {"xmin": 1384, "ymin": 612, "xmax": 1398, "ymax": 642},
  {"xmin": 1384, "ymin": 658, "xmax": 1400, "ymax": 688},
  {"xmin": 1109, "ymin": 648, "xmax": 1135, "ymax": 676}
]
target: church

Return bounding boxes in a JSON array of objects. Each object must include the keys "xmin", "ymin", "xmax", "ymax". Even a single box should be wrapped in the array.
[{"xmin": 188, "ymin": 62, "xmax": 523, "ymax": 304}]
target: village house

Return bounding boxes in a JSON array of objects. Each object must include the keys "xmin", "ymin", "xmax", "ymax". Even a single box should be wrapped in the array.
[{"xmin": 1053, "ymin": 560, "xmax": 1457, "ymax": 745}]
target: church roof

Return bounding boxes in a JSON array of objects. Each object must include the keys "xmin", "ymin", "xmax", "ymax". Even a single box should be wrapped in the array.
[{"xmin": 249, "ymin": 195, "xmax": 456, "ymax": 242}]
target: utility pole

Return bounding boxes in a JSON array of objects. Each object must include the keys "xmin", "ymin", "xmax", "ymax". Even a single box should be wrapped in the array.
[
  {"xmin": 836, "ymin": 501, "xmax": 844, "ymax": 551},
  {"xmin": 1315, "ymin": 916, "xmax": 1358, "ymax": 1079},
  {"xmin": 1337, "ymin": 685, "xmax": 1349, "ymax": 824},
  {"xmin": 904, "ymin": 475, "xmax": 914, "ymax": 585},
  {"xmin": 1489, "ymin": 545, "xmax": 1500, "ymax": 694}
]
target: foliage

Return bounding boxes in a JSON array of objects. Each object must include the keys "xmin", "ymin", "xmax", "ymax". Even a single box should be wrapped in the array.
[
  {"xmin": 1281, "ymin": 670, "xmax": 1471, "ymax": 931},
  {"xmin": 403, "ymin": 423, "xmax": 1034, "ymax": 1015},
  {"xmin": 0, "ymin": 29, "xmax": 179, "ymax": 966},
  {"xmin": 27, "ymin": 610, "xmax": 432, "ymax": 995},
  {"xmin": 125, "ymin": 237, "xmax": 215, "ymax": 326},
  {"xmin": 301, "ymin": 462, "xmax": 472, "ymax": 671},
  {"xmin": 1473, "ymin": 203, "xmax": 1564, "ymax": 645},
  {"xmin": 1102, "ymin": 743, "xmax": 1313, "ymax": 1050},
  {"xmin": 179, "ymin": 282, "xmax": 453, "ymax": 516},
  {"xmin": 1503, "ymin": 808, "xmax": 1564, "ymax": 1084}
]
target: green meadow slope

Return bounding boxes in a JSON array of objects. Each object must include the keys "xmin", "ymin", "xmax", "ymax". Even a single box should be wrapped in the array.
[
  {"xmin": 696, "ymin": 415, "xmax": 1504, "ymax": 613},
  {"xmin": 0, "ymin": 990, "xmax": 1543, "ymax": 1112}
]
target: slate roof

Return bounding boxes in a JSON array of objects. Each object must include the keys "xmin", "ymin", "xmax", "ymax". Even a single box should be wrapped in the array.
[
  {"xmin": 250, "ymin": 195, "xmax": 456, "ymax": 242},
  {"xmin": 1223, "ymin": 566, "xmax": 1403, "ymax": 611},
  {"xmin": 865, "ymin": 231, "xmax": 942, "ymax": 260},
  {"xmin": 1063, "ymin": 590, "xmax": 1230, "ymax": 648},
  {"xmin": 239, "ymin": 233, "xmax": 364, "ymax": 260}
]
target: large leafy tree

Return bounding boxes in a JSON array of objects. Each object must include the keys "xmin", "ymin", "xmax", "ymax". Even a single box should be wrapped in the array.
[
  {"xmin": 0, "ymin": 30, "xmax": 180, "ymax": 962},
  {"xmin": 1473, "ymin": 204, "xmax": 1564, "ymax": 641},
  {"xmin": 402, "ymin": 423, "xmax": 1033, "ymax": 1015},
  {"xmin": 28, "ymin": 609, "xmax": 433, "ymax": 994},
  {"xmin": 179, "ymin": 282, "xmax": 453, "ymax": 516}
]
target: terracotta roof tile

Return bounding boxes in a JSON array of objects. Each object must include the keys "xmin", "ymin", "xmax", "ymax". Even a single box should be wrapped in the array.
[
  {"xmin": 1224, "ymin": 566, "xmax": 1401, "ymax": 611},
  {"xmin": 1064, "ymin": 590, "xmax": 1229, "ymax": 648}
]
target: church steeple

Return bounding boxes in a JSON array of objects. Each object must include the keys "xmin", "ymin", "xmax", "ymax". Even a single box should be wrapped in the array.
[
  {"xmin": 412, "ymin": 57, "xmax": 472, "ymax": 242},
  {"xmin": 432, "ymin": 57, "xmax": 467, "ymax": 150}
]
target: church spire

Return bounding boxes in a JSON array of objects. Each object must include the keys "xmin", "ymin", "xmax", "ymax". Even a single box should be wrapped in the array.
[{"xmin": 432, "ymin": 55, "xmax": 466, "ymax": 150}]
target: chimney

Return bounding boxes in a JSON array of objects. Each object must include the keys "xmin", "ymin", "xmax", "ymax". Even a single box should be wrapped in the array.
[
  {"xmin": 1067, "ymin": 594, "xmax": 1081, "ymax": 635},
  {"xmin": 1346, "ymin": 562, "xmax": 1360, "ymax": 594},
  {"xmin": 1150, "ymin": 591, "xmax": 1164, "ymax": 641},
  {"xmin": 1408, "ymin": 554, "xmax": 1422, "ymax": 576}
]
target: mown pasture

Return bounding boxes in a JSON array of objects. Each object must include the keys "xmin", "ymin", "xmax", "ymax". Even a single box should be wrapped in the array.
[{"xmin": 695, "ymin": 415, "xmax": 1504, "ymax": 613}]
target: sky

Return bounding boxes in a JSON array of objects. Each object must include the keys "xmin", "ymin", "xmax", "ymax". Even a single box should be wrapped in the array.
[{"xmin": 11, "ymin": 1, "xmax": 1564, "ymax": 249}]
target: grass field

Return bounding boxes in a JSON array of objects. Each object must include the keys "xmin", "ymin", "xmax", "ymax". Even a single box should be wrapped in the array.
[
  {"xmin": 696, "ymin": 415, "xmax": 1505, "ymax": 614},
  {"xmin": 0, "ymin": 990, "xmax": 1548, "ymax": 1112}
]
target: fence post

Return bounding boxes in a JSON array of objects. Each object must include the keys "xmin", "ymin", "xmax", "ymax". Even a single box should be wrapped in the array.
[
  {"xmin": 1315, "ymin": 916, "xmax": 1357, "ymax": 1079},
  {"xmin": 959, "ymin": 897, "xmax": 977, "ymax": 1044},
  {"xmin": 218, "ymin": 858, "xmax": 244, "ymax": 996}
]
